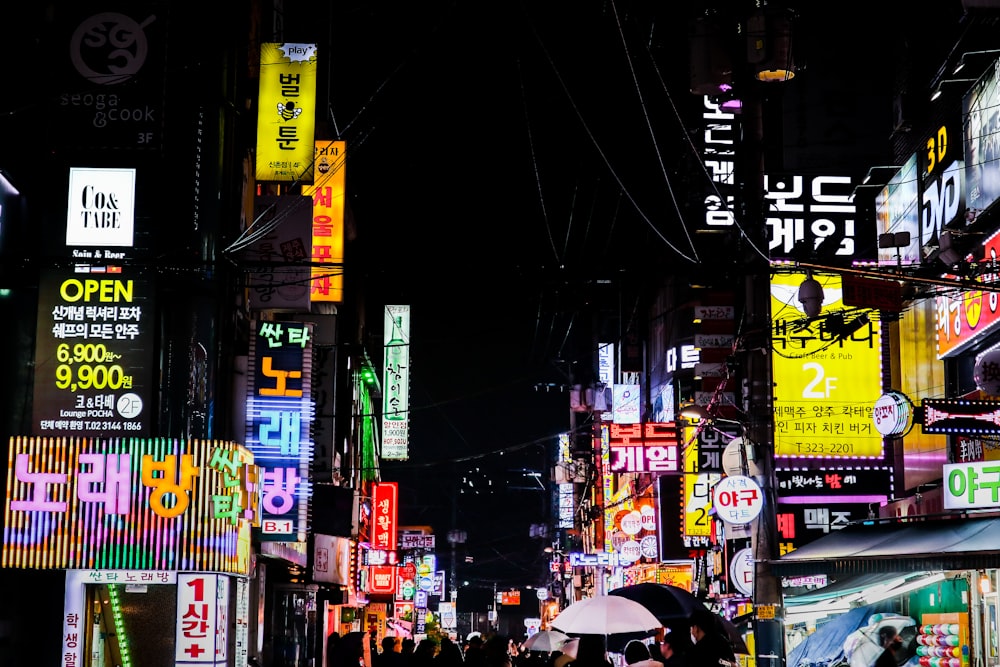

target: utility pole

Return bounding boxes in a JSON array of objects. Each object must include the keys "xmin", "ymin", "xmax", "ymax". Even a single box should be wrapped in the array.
[{"xmin": 740, "ymin": 83, "xmax": 786, "ymax": 667}]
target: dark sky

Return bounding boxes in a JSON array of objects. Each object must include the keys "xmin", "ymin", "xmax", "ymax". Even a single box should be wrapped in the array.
[{"xmin": 282, "ymin": 0, "xmax": 965, "ymax": 593}]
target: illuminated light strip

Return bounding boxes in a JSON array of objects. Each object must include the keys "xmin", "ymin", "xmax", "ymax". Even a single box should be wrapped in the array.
[
  {"xmin": 108, "ymin": 583, "xmax": 132, "ymax": 667},
  {"xmin": 3, "ymin": 436, "xmax": 253, "ymax": 573},
  {"xmin": 778, "ymin": 495, "xmax": 888, "ymax": 504}
]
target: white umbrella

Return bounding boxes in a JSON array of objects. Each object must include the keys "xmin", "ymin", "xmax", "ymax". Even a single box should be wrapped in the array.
[
  {"xmin": 844, "ymin": 613, "xmax": 916, "ymax": 667},
  {"xmin": 523, "ymin": 630, "xmax": 571, "ymax": 652},
  {"xmin": 551, "ymin": 595, "xmax": 662, "ymax": 636}
]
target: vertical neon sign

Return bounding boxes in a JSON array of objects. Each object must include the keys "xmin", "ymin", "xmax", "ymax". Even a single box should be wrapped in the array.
[{"xmin": 245, "ymin": 321, "xmax": 315, "ymax": 541}]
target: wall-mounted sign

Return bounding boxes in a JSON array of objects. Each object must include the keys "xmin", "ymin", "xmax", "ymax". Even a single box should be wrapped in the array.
[
  {"xmin": 922, "ymin": 399, "xmax": 1000, "ymax": 434},
  {"xmin": 176, "ymin": 573, "xmax": 229, "ymax": 667},
  {"xmin": 771, "ymin": 271, "xmax": 884, "ymax": 457},
  {"xmin": 31, "ymin": 268, "xmax": 153, "ymax": 437},
  {"xmin": 65, "ymin": 167, "xmax": 136, "ymax": 248},
  {"xmin": 372, "ymin": 482, "xmax": 399, "ymax": 552},
  {"xmin": 2, "ymin": 436, "xmax": 258, "ymax": 574},
  {"xmin": 953, "ymin": 434, "xmax": 1000, "ymax": 463},
  {"xmin": 936, "ymin": 233, "xmax": 1000, "ymax": 358},
  {"xmin": 766, "ymin": 174, "xmax": 860, "ymax": 259},
  {"xmin": 245, "ymin": 320, "xmax": 315, "ymax": 541},
  {"xmin": 612, "ymin": 384, "xmax": 641, "ymax": 424},
  {"xmin": 255, "ymin": 43, "xmax": 318, "ymax": 183},
  {"xmin": 382, "ymin": 305, "xmax": 411, "ymax": 460},
  {"xmin": 944, "ymin": 460, "xmax": 1000, "ymax": 509},
  {"xmin": 730, "ymin": 547, "xmax": 754, "ymax": 596},
  {"xmin": 712, "ymin": 475, "xmax": 763, "ymax": 525},
  {"xmin": 872, "ymin": 390, "xmax": 914, "ymax": 436},
  {"xmin": 964, "ymin": 57, "xmax": 1000, "ymax": 217},
  {"xmin": 776, "ymin": 467, "xmax": 892, "ymax": 502},
  {"xmin": 303, "ymin": 140, "xmax": 346, "ymax": 303},
  {"xmin": 775, "ymin": 502, "xmax": 870, "ymax": 553},
  {"xmin": 876, "ymin": 154, "xmax": 921, "ymax": 266},
  {"xmin": 608, "ymin": 422, "xmax": 680, "ymax": 473}
]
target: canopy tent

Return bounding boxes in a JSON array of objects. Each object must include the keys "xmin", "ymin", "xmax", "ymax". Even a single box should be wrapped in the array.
[{"xmin": 770, "ymin": 514, "xmax": 1000, "ymax": 577}]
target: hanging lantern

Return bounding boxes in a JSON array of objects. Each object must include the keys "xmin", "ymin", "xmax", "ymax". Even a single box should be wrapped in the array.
[{"xmin": 974, "ymin": 348, "xmax": 1000, "ymax": 395}]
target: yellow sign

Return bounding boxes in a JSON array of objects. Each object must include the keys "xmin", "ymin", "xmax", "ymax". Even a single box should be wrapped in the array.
[
  {"xmin": 683, "ymin": 430, "xmax": 718, "ymax": 538},
  {"xmin": 303, "ymin": 141, "xmax": 346, "ymax": 302},
  {"xmin": 771, "ymin": 272, "xmax": 883, "ymax": 458},
  {"xmin": 756, "ymin": 604, "xmax": 776, "ymax": 619},
  {"xmin": 255, "ymin": 43, "xmax": 318, "ymax": 183}
]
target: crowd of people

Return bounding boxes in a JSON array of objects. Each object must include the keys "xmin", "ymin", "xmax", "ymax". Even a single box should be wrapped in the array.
[{"xmin": 329, "ymin": 609, "xmax": 739, "ymax": 667}]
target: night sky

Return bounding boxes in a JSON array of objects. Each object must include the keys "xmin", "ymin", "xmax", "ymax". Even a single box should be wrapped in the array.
[{"xmin": 273, "ymin": 0, "xmax": 970, "ymax": 597}]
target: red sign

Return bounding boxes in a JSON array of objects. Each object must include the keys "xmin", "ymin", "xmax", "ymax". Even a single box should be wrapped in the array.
[
  {"xmin": 608, "ymin": 422, "xmax": 680, "ymax": 473},
  {"xmin": 368, "ymin": 565, "xmax": 397, "ymax": 595},
  {"xmin": 372, "ymin": 482, "xmax": 398, "ymax": 550},
  {"xmin": 501, "ymin": 590, "xmax": 521, "ymax": 605}
]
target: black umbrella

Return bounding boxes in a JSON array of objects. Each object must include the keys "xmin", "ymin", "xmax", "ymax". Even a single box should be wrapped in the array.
[{"xmin": 609, "ymin": 583, "xmax": 749, "ymax": 655}]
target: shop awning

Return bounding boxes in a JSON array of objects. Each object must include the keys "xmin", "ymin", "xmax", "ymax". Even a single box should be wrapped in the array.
[{"xmin": 770, "ymin": 514, "xmax": 1000, "ymax": 577}]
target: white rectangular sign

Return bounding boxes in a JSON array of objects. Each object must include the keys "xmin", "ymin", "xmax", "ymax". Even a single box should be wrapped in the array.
[
  {"xmin": 176, "ymin": 573, "xmax": 229, "ymax": 666},
  {"xmin": 65, "ymin": 167, "xmax": 136, "ymax": 248},
  {"xmin": 943, "ymin": 461, "xmax": 1000, "ymax": 509}
]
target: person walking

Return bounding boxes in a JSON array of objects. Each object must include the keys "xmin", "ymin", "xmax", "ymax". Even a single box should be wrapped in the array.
[
  {"xmin": 657, "ymin": 633, "xmax": 688, "ymax": 667},
  {"xmin": 874, "ymin": 627, "xmax": 903, "ymax": 667},
  {"xmin": 564, "ymin": 635, "xmax": 611, "ymax": 667},
  {"xmin": 436, "ymin": 637, "xmax": 465, "ymax": 667},
  {"xmin": 623, "ymin": 640, "xmax": 664, "ymax": 667},
  {"xmin": 377, "ymin": 637, "xmax": 406, "ymax": 667},
  {"xmin": 688, "ymin": 609, "xmax": 736, "ymax": 667}
]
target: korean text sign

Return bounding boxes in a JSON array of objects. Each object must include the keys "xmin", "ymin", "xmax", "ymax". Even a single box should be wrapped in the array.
[
  {"xmin": 245, "ymin": 320, "xmax": 315, "ymax": 541},
  {"xmin": 2, "ymin": 436, "xmax": 259, "ymax": 574},
  {"xmin": 771, "ymin": 271, "xmax": 883, "ymax": 458},
  {"xmin": 32, "ymin": 268, "xmax": 153, "ymax": 437},
  {"xmin": 255, "ymin": 43, "xmax": 318, "ymax": 182}
]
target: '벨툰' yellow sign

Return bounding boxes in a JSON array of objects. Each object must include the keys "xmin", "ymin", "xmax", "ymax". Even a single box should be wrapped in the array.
[{"xmin": 255, "ymin": 43, "xmax": 318, "ymax": 183}]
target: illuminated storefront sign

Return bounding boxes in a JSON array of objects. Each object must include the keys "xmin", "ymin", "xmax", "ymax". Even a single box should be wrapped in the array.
[
  {"xmin": 712, "ymin": 475, "xmax": 763, "ymax": 525},
  {"xmin": 771, "ymin": 271, "xmax": 884, "ymax": 458},
  {"xmin": 608, "ymin": 422, "xmax": 680, "ymax": 473},
  {"xmin": 2, "ymin": 436, "xmax": 258, "ymax": 573},
  {"xmin": 775, "ymin": 503, "xmax": 870, "ymax": 554},
  {"xmin": 372, "ymin": 482, "xmax": 399, "ymax": 551},
  {"xmin": 368, "ymin": 565, "xmax": 397, "ymax": 595},
  {"xmin": 65, "ymin": 167, "xmax": 136, "ymax": 248},
  {"xmin": 245, "ymin": 320, "xmax": 315, "ymax": 541},
  {"xmin": 176, "ymin": 573, "xmax": 229, "ymax": 666},
  {"xmin": 964, "ymin": 57, "xmax": 1000, "ymax": 217},
  {"xmin": 766, "ymin": 174, "xmax": 858, "ymax": 258},
  {"xmin": 701, "ymin": 97, "xmax": 736, "ymax": 229},
  {"xmin": 382, "ymin": 305, "xmax": 411, "ymax": 460},
  {"xmin": 255, "ymin": 43, "xmax": 318, "ymax": 183},
  {"xmin": 303, "ymin": 140, "xmax": 346, "ymax": 303},
  {"xmin": 935, "ymin": 233, "xmax": 1000, "ymax": 358},
  {"xmin": 919, "ymin": 120, "xmax": 965, "ymax": 253},
  {"xmin": 683, "ymin": 431, "xmax": 717, "ymax": 546},
  {"xmin": 876, "ymin": 154, "xmax": 921, "ymax": 266},
  {"xmin": 775, "ymin": 466, "xmax": 893, "ymax": 502},
  {"xmin": 612, "ymin": 384, "xmax": 641, "ymax": 424},
  {"xmin": 313, "ymin": 535, "xmax": 354, "ymax": 586},
  {"xmin": 944, "ymin": 460, "xmax": 1000, "ymax": 509},
  {"xmin": 32, "ymin": 268, "xmax": 153, "ymax": 437},
  {"xmin": 923, "ymin": 399, "xmax": 1000, "ymax": 434}
]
